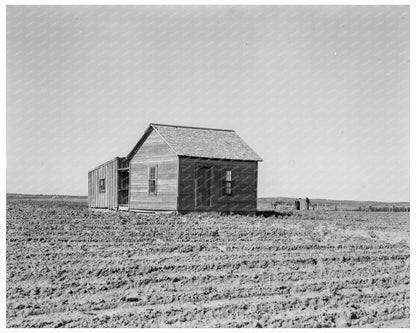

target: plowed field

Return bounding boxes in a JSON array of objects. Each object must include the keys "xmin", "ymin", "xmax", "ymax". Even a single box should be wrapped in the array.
[{"xmin": 6, "ymin": 200, "xmax": 410, "ymax": 328}]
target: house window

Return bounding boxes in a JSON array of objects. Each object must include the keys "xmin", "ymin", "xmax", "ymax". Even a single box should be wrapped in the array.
[
  {"xmin": 224, "ymin": 170, "xmax": 232, "ymax": 196},
  {"xmin": 99, "ymin": 178, "xmax": 106, "ymax": 193},
  {"xmin": 148, "ymin": 165, "xmax": 157, "ymax": 195}
]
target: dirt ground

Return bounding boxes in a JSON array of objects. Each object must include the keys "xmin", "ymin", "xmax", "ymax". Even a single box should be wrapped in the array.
[{"xmin": 6, "ymin": 200, "xmax": 410, "ymax": 328}]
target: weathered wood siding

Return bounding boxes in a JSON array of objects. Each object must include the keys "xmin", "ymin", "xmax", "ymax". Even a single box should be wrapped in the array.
[
  {"xmin": 129, "ymin": 129, "xmax": 179, "ymax": 211},
  {"xmin": 178, "ymin": 157, "xmax": 258, "ymax": 213},
  {"xmin": 88, "ymin": 159, "xmax": 117, "ymax": 209}
]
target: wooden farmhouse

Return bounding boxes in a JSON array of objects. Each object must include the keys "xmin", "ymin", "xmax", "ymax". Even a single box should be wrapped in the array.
[{"xmin": 88, "ymin": 123, "xmax": 262, "ymax": 214}]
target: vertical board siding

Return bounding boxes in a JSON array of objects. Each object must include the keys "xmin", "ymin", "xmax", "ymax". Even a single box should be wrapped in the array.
[
  {"xmin": 129, "ymin": 129, "xmax": 178, "ymax": 211},
  {"xmin": 88, "ymin": 172, "xmax": 91, "ymax": 207},
  {"xmin": 88, "ymin": 159, "xmax": 117, "ymax": 209},
  {"xmin": 178, "ymin": 157, "xmax": 258, "ymax": 213}
]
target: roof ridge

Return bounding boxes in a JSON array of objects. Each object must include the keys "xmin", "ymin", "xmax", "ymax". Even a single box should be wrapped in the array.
[{"xmin": 150, "ymin": 123, "xmax": 235, "ymax": 132}]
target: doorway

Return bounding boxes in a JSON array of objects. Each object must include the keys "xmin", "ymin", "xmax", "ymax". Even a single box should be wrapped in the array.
[
  {"xmin": 195, "ymin": 166, "xmax": 212, "ymax": 207},
  {"xmin": 118, "ymin": 169, "xmax": 129, "ymax": 208}
]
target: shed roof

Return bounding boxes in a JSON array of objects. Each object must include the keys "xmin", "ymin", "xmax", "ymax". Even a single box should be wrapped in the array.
[{"xmin": 127, "ymin": 123, "xmax": 262, "ymax": 161}]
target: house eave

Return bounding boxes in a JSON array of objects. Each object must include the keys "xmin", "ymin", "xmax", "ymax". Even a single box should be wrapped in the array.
[{"xmin": 177, "ymin": 155, "xmax": 263, "ymax": 162}]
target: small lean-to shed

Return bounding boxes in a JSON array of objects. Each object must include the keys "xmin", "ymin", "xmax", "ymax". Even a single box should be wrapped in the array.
[
  {"xmin": 88, "ymin": 159, "xmax": 117, "ymax": 209},
  {"xmin": 88, "ymin": 123, "xmax": 262, "ymax": 214}
]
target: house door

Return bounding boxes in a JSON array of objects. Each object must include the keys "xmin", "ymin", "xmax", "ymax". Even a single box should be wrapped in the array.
[
  {"xmin": 118, "ymin": 170, "xmax": 129, "ymax": 207},
  {"xmin": 196, "ymin": 166, "xmax": 212, "ymax": 207}
]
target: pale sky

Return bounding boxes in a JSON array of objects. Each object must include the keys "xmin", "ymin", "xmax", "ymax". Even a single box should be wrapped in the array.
[{"xmin": 6, "ymin": 5, "xmax": 409, "ymax": 201}]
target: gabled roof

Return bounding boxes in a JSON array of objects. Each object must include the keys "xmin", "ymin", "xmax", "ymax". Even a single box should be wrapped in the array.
[{"xmin": 126, "ymin": 123, "xmax": 262, "ymax": 161}]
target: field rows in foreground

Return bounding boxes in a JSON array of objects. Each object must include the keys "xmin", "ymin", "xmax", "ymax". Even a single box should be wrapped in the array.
[{"xmin": 6, "ymin": 200, "xmax": 410, "ymax": 328}]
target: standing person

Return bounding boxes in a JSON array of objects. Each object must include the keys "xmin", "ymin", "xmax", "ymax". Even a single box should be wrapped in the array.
[{"xmin": 305, "ymin": 197, "xmax": 310, "ymax": 210}]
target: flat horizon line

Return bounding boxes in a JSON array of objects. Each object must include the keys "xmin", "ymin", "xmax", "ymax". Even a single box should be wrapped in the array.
[{"xmin": 6, "ymin": 192, "xmax": 410, "ymax": 205}]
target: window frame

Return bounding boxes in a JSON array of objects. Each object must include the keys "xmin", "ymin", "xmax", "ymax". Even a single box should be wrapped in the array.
[
  {"xmin": 99, "ymin": 178, "xmax": 106, "ymax": 193},
  {"xmin": 148, "ymin": 165, "xmax": 158, "ymax": 196},
  {"xmin": 223, "ymin": 169, "xmax": 233, "ymax": 196}
]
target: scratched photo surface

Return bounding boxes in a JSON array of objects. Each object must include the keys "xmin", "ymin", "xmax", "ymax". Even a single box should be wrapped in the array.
[{"xmin": 6, "ymin": 5, "xmax": 409, "ymax": 328}]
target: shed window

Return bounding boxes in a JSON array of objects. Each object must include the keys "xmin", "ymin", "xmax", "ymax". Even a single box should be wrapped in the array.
[
  {"xmin": 224, "ymin": 170, "xmax": 233, "ymax": 196},
  {"xmin": 99, "ymin": 178, "xmax": 106, "ymax": 193},
  {"xmin": 148, "ymin": 166, "xmax": 157, "ymax": 195}
]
